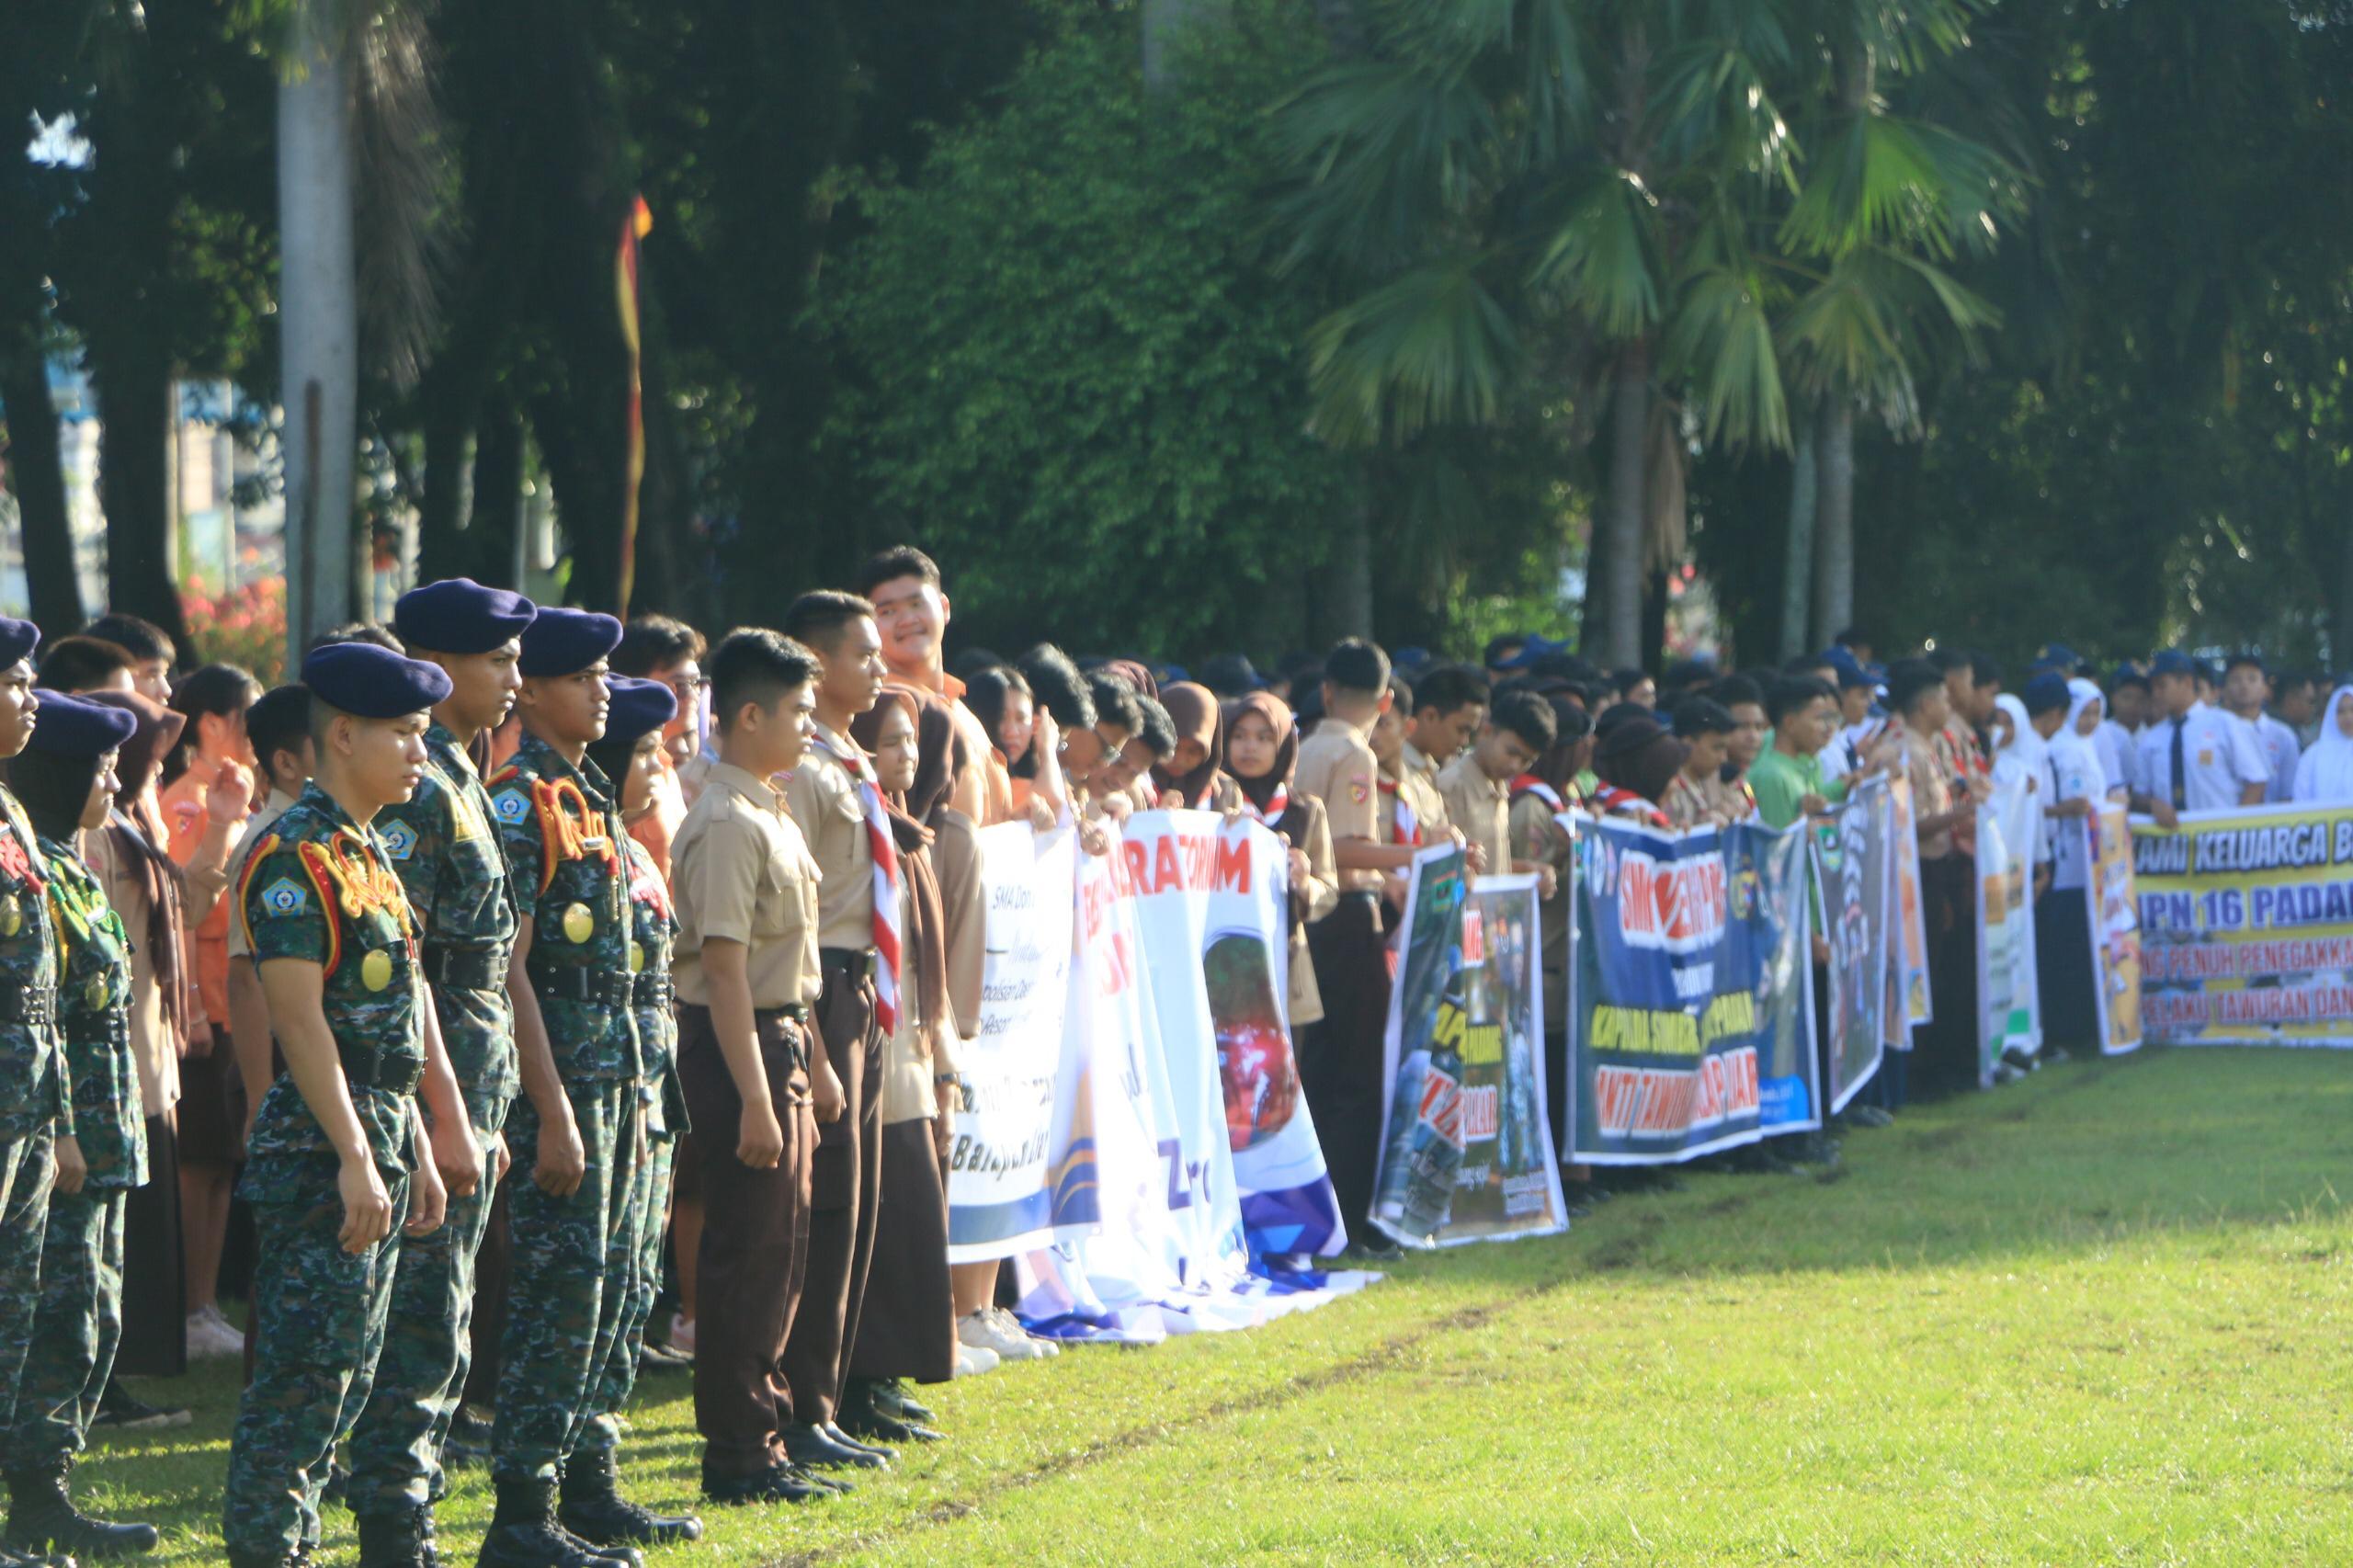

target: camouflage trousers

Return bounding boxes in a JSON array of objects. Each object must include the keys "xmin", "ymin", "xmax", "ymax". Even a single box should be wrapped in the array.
[
  {"xmin": 0, "ymin": 1124, "xmax": 55, "ymax": 1442},
  {"xmin": 577, "ymin": 1108, "xmax": 672, "ymax": 1459},
  {"xmin": 222, "ymin": 1165, "xmax": 412, "ymax": 1561},
  {"xmin": 6, "ymin": 1185, "xmax": 125, "ymax": 1470},
  {"xmin": 493, "ymin": 1080, "xmax": 642, "ymax": 1483},
  {"xmin": 345, "ymin": 1102, "xmax": 508, "ymax": 1516}
]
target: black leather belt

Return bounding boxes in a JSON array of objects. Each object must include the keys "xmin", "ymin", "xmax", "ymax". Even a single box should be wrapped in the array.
[
  {"xmin": 0, "ymin": 986, "xmax": 56, "ymax": 1028},
  {"xmin": 424, "ymin": 944, "xmax": 507, "ymax": 991},
  {"xmin": 819, "ymin": 947, "xmax": 878, "ymax": 981},
  {"xmin": 62, "ymin": 1010, "xmax": 128, "ymax": 1049},
  {"xmin": 529, "ymin": 965, "xmax": 633, "ymax": 1006},
  {"xmin": 631, "ymin": 971, "xmax": 674, "ymax": 1010},
  {"xmin": 340, "ymin": 1041, "xmax": 426, "ymax": 1095}
]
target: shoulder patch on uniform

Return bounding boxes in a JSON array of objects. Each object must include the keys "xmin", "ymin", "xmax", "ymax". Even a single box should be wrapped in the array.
[
  {"xmin": 1348, "ymin": 774, "xmax": 1371, "ymax": 804},
  {"xmin": 260, "ymin": 876, "xmax": 309, "ymax": 917},
  {"xmin": 493, "ymin": 789, "xmax": 531, "ymax": 824},
  {"xmin": 380, "ymin": 819, "xmax": 417, "ymax": 860}
]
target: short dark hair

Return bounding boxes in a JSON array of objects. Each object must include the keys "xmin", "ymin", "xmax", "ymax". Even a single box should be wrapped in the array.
[
  {"xmin": 1131, "ymin": 694, "xmax": 1177, "ymax": 760},
  {"xmin": 1323, "ymin": 638, "xmax": 1391, "ymax": 697},
  {"xmin": 1017, "ymin": 643, "xmax": 1096, "ymax": 731},
  {"xmin": 2223, "ymin": 651, "xmax": 2268, "ymax": 678},
  {"xmin": 1765, "ymin": 676, "xmax": 1836, "ymax": 725},
  {"xmin": 246, "ymin": 685, "xmax": 313, "ymax": 782},
  {"xmin": 1833, "ymin": 628, "xmax": 1869, "ymax": 651},
  {"xmin": 1671, "ymin": 697, "xmax": 1734, "ymax": 736},
  {"xmin": 612, "ymin": 614, "xmax": 706, "ymax": 677},
  {"xmin": 779, "ymin": 591, "xmax": 876, "ymax": 656},
  {"xmin": 1710, "ymin": 674, "xmax": 1765, "ymax": 713},
  {"xmin": 1888, "ymin": 658, "xmax": 1945, "ymax": 715},
  {"xmin": 1782, "ymin": 653, "xmax": 1836, "ymax": 677},
  {"xmin": 709, "ymin": 628, "xmax": 820, "ymax": 733},
  {"xmin": 1490, "ymin": 688, "xmax": 1557, "ymax": 752},
  {"xmin": 1928, "ymin": 647, "xmax": 1969, "ymax": 676},
  {"xmin": 1968, "ymin": 650, "xmax": 2002, "ymax": 687},
  {"xmin": 2109, "ymin": 668, "xmax": 2151, "ymax": 694},
  {"xmin": 1411, "ymin": 665, "xmax": 1488, "ymax": 720},
  {"xmin": 949, "ymin": 645, "xmax": 1007, "ymax": 681},
  {"xmin": 81, "ymin": 612, "xmax": 175, "ymax": 665},
  {"xmin": 309, "ymin": 621, "xmax": 405, "ymax": 655},
  {"xmin": 852, "ymin": 545, "xmax": 943, "ymax": 599},
  {"xmin": 36, "ymin": 636, "xmax": 132, "ymax": 694},
  {"xmin": 1086, "ymin": 672, "xmax": 1142, "ymax": 738}
]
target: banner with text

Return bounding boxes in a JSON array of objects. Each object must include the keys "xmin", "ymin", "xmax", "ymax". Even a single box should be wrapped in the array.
[
  {"xmin": 2129, "ymin": 801, "xmax": 2353, "ymax": 1046},
  {"xmin": 1975, "ymin": 774, "xmax": 2043, "ymax": 1084},
  {"xmin": 1564, "ymin": 814, "xmax": 1818, "ymax": 1164},
  {"xmin": 1813, "ymin": 780, "xmax": 1893, "ymax": 1114},
  {"xmin": 2086, "ymin": 803, "xmax": 2143, "ymax": 1053}
]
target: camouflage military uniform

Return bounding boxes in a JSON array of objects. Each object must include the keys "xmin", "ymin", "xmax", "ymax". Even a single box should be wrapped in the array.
[
  {"xmin": 579, "ymin": 834, "xmax": 682, "ymax": 1459},
  {"xmin": 222, "ymin": 786, "xmax": 424, "ymax": 1564},
  {"xmin": 347, "ymin": 723, "xmax": 521, "ymax": 1517},
  {"xmin": 0, "ymin": 790, "xmax": 65, "ymax": 1454},
  {"xmin": 6, "ymin": 837, "xmax": 142, "ymax": 1470},
  {"xmin": 487, "ymin": 734, "xmax": 643, "ymax": 1484}
]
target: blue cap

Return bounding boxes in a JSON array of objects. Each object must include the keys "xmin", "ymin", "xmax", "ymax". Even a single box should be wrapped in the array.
[
  {"xmin": 2022, "ymin": 670, "xmax": 2071, "ymax": 716},
  {"xmin": 301, "ymin": 642, "xmax": 454, "ymax": 718},
  {"xmin": 2034, "ymin": 642, "xmax": 2081, "ymax": 674},
  {"xmin": 2150, "ymin": 650, "xmax": 2198, "ymax": 679},
  {"xmin": 1496, "ymin": 634, "xmax": 1571, "ymax": 671},
  {"xmin": 517, "ymin": 608, "xmax": 622, "ymax": 678},
  {"xmin": 0, "ymin": 618, "xmax": 39, "ymax": 670},
  {"xmin": 25, "ymin": 690, "xmax": 137, "ymax": 756},
  {"xmin": 1392, "ymin": 645, "xmax": 1434, "ymax": 675},
  {"xmin": 601, "ymin": 676, "xmax": 677, "ymax": 748},
  {"xmin": 2109, "ymin": 662, "xmax": 2149, "ymax": 689},
  {"xmin": 393, "ymin": 578, "xmax": 537, "ymax": 655}
]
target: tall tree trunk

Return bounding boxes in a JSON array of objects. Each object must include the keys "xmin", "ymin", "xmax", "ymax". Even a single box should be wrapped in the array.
[
  {"xmin": 1812, "ymin": 403, "xmax": 1855, "ymax": 650},
  {"xmin": 279, "ymin": 0, "xmax": 361, "ymax": 664},
  {"xmin": 469, "ymin": 403, "xmax": 525, "ymax": 591},
  {"xmin": 94, "ymin": 346, "xmax": 188, "ymax": 652},
  {"xmin": 415, "ymin": 397, "xmax": 477, "ymax": 585},
  {"xmin": 1779, "ymin": 430, "xmax": 1816, "ymax": 662},
  {"xmin": 1586, "ymin": 337, "xmax": 1650, "ymax": 669},
  {"xmin": 1318, "ymin": 480, "xmax": 1373, "ymax": 642},
  {"xmin": 1641, "ymin": 563, "xmax": 1669, "ymax": 674},
  {"xmin": 0, "ymin": 354, "xmax": 83, "ymax": 633}
]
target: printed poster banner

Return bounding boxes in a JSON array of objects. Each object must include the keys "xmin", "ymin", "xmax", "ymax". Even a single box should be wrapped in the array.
[
  {"xmin": 2086, "ymin": 803, "xmax": 2143, "ymax": 1054},
  {"xmin": 1563, "ymin": 814, "xmax": 1818, "ymax": 1165},
  {"xmin": 1813, "ymin": 779, "xmax": 1893, "ymax": 1114},
  {"xmin": 1369, "ymin": 844, "xmax": 1472, "ymax": 1246},
  {"xmin": 2129, "ymin": 801, "xmax": 2353, "ymax": 1047},
  {"xmin": 1888, "ymin": 778, "xmax": 1932, "ymax": 1040},
  {"xmin": 1371, "ymin": 872, "xmax": 1565, "ymax": 1248},
  {"xmin": 948, "ymin": 823, "xmax": 1084, "ymax": 1262},
  {"xmin": 1974, "ymin": 774, "xmax": 2043, "ymax": 1085}
]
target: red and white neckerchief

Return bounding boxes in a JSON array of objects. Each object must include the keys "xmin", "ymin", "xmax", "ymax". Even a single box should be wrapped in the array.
[
  {"xmin": 1378, "ymin": 777, "xmax": 1421, "ymax": 846},
  {"xmin": 1240, "ymin": 781, "xmax": 1289, "ymax": 828},
  {"xmin": 809, "ymin": 724, "xmax": 903, "ymax": 1034},
  {"xmin": 1508, "ymin": 773, "xmax": 1563, "ymax": 812},
  {"xmin": 1591, "ymin": 785, "xmax": 1670, "ymax": 829}
]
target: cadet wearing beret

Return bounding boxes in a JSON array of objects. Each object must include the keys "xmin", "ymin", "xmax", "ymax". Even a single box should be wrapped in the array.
[
  {"xmin": 2, "ymin": 692, "xmax": 160, "ymax": 1560},
  {"xmin": 0, "ymin": 619, "xmax": 76, "ymax": 1565},
  {"xmin": 483, "ymin": 610, "xmax": 676, "ymax": 1565},
  {"xmin": 222, "ymin": 642, "xmax": 455, "ymax": 1568},
  {"xmin": 342, "ymin": 580, "xmax": 546, "ymax": 1563}
]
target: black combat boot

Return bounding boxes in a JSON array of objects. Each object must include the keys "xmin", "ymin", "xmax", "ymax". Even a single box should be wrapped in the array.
[
  {"xmin": 354, "ymin": 1509, "xmax": 427, "ymax": 1568},
  {"xmin": 556, "ymin": 1451, "xmax": 700, "ymax": 1550},
  {"xmin": 6, "ymin": 1463, "xmax": 153, "ymax": 1560},
  {"xmin": 474, "ymin": 1480, "xmax": 632, "ymax": 1568}
]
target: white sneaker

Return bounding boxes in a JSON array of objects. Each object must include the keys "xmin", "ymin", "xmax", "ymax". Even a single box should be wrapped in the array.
[
  {"xmin": 954, "ymin": 1344, "xmax": 999, "ymax": 1378},
  {"xmin": 186, "ymin": 1310, "xmax": 244, "ymax": 1359},
  {"xmin": 996, "ymin": 1307, "xmax": 1060, "ymax": 1357},
  {"xmin": 667, "ymin": 1312, "xmax": 697, "ymax": 1357},
  {"xmin": 959, "ymin": 1308, "xmax": 1051, "ymax": 1362}
]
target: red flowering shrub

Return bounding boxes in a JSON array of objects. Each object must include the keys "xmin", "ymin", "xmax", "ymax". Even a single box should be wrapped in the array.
[{"xmin": 181, "ymin": 575, "xmax": 287, "ymax": 686}]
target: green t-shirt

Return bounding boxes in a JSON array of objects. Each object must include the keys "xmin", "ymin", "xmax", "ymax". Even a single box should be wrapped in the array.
[{"xmin": 1747, "ymin": 744, "xmax": 1847, "ymax": 829}]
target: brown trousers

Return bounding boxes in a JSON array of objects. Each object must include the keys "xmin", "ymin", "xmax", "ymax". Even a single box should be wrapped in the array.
[
  {"xmin": 676, "ymin": 1003, "xmax": 815, "ymax": 1478},
  {"xmin": 779, "ymin": 950, "xmax": 883, "ymax": 1427},
  {"xmin": 847, "ymin": 1116, "xmax": 955, "ymax": 1386},
  {"xmin": 1301, "ymin": 892, "xmax": 1391, "ymax": 1237}
]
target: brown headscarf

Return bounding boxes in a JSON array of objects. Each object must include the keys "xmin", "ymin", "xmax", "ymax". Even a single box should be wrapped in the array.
[
  {"xmin": 1594, "ymin": 716, "xmax": 1688, "ymax": 806},
  {"xmin": 1153, "ymin": 682, "xmax": 1225, "ymax": 809},
  {"xmin": 88, "ymin": 689, "xmax": 191, "ymax": 1045},
  {"xmin": 1221, "ymin": 691, "xmax": 1298, "ymax": 820},
  {"xmin": 1099, "ymin": 659, "xmax": 1158, "ymax": 701},
  {"xmin": 850, "ymin": 687, "xmax": 949, "ymax": 1051}
]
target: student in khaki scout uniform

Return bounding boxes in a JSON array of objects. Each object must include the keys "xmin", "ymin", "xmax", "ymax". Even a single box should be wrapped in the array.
[
  {"xmin": 857, "ymin": 548, "xmax": 1005, "ymax": 828},
  {"xmin": 1503, "ymin": 692, "xmax": 1588, "ymax": 1164},
  {"xmin": 483, "ymin": 608, "xmax": 676, "ymax": 1568},
  {"xmin": 775, "ymin": 592, "xmax": 903, "ymax": 1471},
  {"xmin": 1372, "ymin": 673, "xmax": 1449, "ymax": 858},
  {"xmin": 1293, "ymin": 640, "xmax": 1421, "ymax": 1257},
  {"xmin": 1402, "ymin": 665, "xmax": 1488, "ymax": 801},
  {"xmin": 222, "ymin": 643, "xmax": 453, "ymax": 1568},
  {"xmin": 669, "ymin": 630, "xmax": 841, "ymax": 1505},
  {"xmin": 2, "ymin": 692, "xmax": 159, "ymax": 1561},
  {"xmin": 1437, "ymin": 689, "xmax": 1559, "ymax": 896},
  {"xmin": 1663, "ymin": 698, "xmax": 1737, "ymax": 829}
]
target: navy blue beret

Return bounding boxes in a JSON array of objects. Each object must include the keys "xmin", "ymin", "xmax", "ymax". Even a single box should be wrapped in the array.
[
  {"xmin": 0, "ymin": 617, "xmax": 40, "ymax": 670},
  {"xmin": 2034, "ymin": 642, "xmax": 2081, "ymax": 674},
  {"xmin": 2110, "ymin": 663, "xmax": 2150, "ymax": 689},
  {"xmin": 2022, "ymin": 671, "xmax": 2072, "ymax": 716},
  {"xmin": 602, "ymin": 676, "xmax": 679, "ymax": 749},
  {"xmin": 25, "ymin": 690, "xmax": 137, "ymax": 757},
  {"xmin": 2149, "ymin": 650, "xmax": 2198, "ymax": 679},
  {"xmin": 393, "ymin": 577, "xmax": 537, "ymax": 655},
  {"xmin": 518, "ymin": 608, "xmax": 622, "ymax": 678},
  {"xmin": 302, "ymin": 642, "xmax": 453, "ymax": 718}
]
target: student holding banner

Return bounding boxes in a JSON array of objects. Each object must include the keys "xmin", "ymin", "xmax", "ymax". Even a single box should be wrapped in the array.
[
  {"xmin": 1886, "ymin": 659, "xmax": 1989, "ymax": 1097},
  {"xmin": 1223, "ymin": 691, "xmax": 1339, "ymax": 1054},
  {"xmin": 1436, "ymin": 689, "xmax": 1556, "ymax": 885},
  {"xmin": 2021, "ymin": 672, "xmax": 2101, "ymax": 1050},
  {"xmin": 2131, "ymin": 650, "xmax": 2268, "ymax": 823}
]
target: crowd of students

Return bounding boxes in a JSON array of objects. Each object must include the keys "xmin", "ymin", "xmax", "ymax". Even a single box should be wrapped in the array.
[{"xmin": 0, "ymin": 548, "xmax": 2342, "ymax": 1567}]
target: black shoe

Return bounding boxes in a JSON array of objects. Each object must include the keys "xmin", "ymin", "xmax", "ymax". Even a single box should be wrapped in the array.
[
  {"xmin": 634, "ymin": 1341, "xmax": 688, "ymax": 1372},
  {"xmin": 779, "ymin": 1423, "xmax": 888, "ymax": 1471},
  {"xmin": 699, "ymin": 1464, "xmax": 834, "ymax": 1506},
  {"xmin": 86, "ymin": 1382, "xmax": 186, "ymax": 1433},
  {"xmin": 839, "ymin": 1381, "xmax": 940, "ymax": 1444},
  {"xmin": 557, "ymin": 1452, "xmax": 700, "ymax": 1550},
  {"xmin": 474, "ymin": 1480, "xmax": 631, "ymax": 1568},
  {"xmin": 821, "ymin": 1421, "xmax": 894, "ymax": 1461},
  {"xmin": 1341, "ymin": 1237, "xmax": 1404, "ymax": 1263},
  {"xmin": 872, "ymin": 1381, "xmax": 936, "ymax": 1426},
  {"xmin": 6, "ymin": 1464, "xmax": 156, "ymax": 1560},
  {"xmin": 224, "ymin": 1554, "xmax": 292, "ymax": 1568},
  {"xmin": 355, "ymin": 1510, "xmax": 430, "ymax": 1568},
  {"xmin": 442, "ymin": 1408, "xmax": 492, "ymax": 1470}
]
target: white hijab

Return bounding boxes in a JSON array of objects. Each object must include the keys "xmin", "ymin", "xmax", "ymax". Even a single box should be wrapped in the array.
[
  {"xmin": 2294, "ymin": 687, "xmax": 2353, "ymax": 802},
  {"xmin": 1993, "ymin": 692, "xmax": 2044, "ymax": 783},
  {"xmin": 2054, "ymin": 678, "xmax": 2108, "ymax": 797}
]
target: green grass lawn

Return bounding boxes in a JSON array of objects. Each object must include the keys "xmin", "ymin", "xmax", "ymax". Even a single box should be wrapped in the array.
[{"xmin": 78, "ymin": 1046, "xmax": 2353, "ymax": 1565}]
